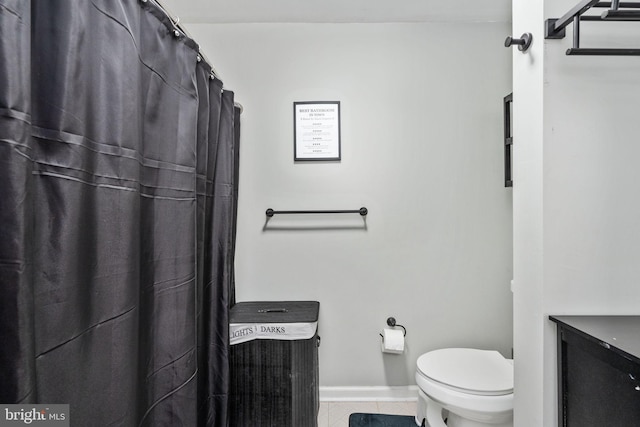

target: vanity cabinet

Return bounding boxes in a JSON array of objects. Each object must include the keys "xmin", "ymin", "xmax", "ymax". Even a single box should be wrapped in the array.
[{"xmin": 550, "ymin": 316, "xmax": 640, "ymax": 427}]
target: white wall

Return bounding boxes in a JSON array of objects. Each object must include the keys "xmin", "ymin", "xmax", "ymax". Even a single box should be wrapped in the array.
[
  {"xmin": 511, "ymin": 1, "xmax": 544, "ymax": 424},
  {"xmin": 188, "ymin": 22, "xmax": 513, "ymax": 389},
  {"xmin": 513, "ymin": 1, "xmax": 640, "ymax": 425}
]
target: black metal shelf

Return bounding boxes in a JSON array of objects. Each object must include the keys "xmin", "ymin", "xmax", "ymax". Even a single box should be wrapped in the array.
[{"xmin": 545, "ymin": 0, "xmax": 640, "ymax": 55}]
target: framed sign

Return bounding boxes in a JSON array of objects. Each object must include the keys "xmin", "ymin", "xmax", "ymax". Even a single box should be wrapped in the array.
[{"xmin": 294, "ymin": 101, "xmax": 341, "ymax": 161}]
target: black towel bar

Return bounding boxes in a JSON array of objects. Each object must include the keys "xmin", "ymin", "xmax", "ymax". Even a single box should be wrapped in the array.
[
  {"xmin": 265, "ymin": 207, "xmax": 368, "ymax": 217},
  {"xmin": 566, "ymin": 47, "xmax": 640, "ymax": 55}
]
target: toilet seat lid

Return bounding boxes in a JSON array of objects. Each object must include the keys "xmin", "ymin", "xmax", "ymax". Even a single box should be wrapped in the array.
[{"xmin": 417, "ymin": 348, "xmax": 513, "ymax": 396}]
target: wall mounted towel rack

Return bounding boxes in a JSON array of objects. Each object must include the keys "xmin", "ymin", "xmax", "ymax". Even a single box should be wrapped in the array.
[
  {"xmin": 265, "ymin": 207, "xmax": 368, "ymax": 217},
  {"xmin": 545, "ymin": 0, "xmax": 640, "ymax": 55}
]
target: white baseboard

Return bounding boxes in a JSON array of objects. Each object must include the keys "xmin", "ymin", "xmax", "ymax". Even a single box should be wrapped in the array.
[{"xmin": 319, "ymin": 386, "xmax": 419, "ymax": 402}]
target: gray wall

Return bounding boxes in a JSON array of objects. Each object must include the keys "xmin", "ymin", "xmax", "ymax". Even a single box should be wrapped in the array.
[{"xmin": 189, "ymin": 22, "xmax": 513, "ymax": 389}]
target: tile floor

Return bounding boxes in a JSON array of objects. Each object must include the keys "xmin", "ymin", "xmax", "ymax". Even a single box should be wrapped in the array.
[{"xmin": 318, "ymin": 400, "xmax": 418, "ymax": 427}]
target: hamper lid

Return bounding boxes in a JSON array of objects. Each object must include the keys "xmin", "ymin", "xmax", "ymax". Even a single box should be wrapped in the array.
[
  {"xmin": 230, "ymin": 301, "xmax": 319, "ymax": 345},
  {"xmin": 230, "ymin": 301, "xmax": 319, "ymax": 323}
]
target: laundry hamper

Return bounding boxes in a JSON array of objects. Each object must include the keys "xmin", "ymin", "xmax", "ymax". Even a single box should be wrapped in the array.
[{"xmin": 229, "ymin": 301, "xmax": 320, "ymax": 427}]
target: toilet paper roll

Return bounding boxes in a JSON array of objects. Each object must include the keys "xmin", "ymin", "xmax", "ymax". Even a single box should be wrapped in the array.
[{"xmin": 381, "ymin": 328, "xmax": 405, "ymax": 354}]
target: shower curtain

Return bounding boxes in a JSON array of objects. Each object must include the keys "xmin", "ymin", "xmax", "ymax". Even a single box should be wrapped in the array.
[{"xmin": 0, "ymin": 0, "xmax": 239, "ymax": 426}]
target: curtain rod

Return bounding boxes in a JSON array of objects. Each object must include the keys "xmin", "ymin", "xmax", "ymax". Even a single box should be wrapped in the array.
[
  {"xmin": 145, "ymin": 0, "xmax": 244, "ymax": 113},
  {"xmin": 147, "ymin": 0, "xmax": 217, "ymax": 76}
]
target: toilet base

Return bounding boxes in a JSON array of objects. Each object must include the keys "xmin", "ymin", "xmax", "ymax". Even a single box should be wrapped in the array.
[
  {"xmin": 416, "ymin": 390, "xmax": 513, "ymax": 427},
  {"xmin": 446, "ymin": 413, "xmax": 512, "ymax": 427}
]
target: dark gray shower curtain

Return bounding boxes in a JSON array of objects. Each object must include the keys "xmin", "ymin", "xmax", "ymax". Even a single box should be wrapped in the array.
[{"xmin": 0, "ymin": 0, "xmax": 239, "ymax": 426}]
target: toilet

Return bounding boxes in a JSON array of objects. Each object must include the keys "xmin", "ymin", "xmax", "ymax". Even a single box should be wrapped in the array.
[{"xmin": 414, "ymin": 348, "xmax": 513, "ymax": 427}]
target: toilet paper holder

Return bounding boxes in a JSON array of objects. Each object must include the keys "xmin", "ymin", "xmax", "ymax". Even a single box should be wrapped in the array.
[{"xmin": 379, "ymin": 317, "xmax": 406, "ymax": 338}]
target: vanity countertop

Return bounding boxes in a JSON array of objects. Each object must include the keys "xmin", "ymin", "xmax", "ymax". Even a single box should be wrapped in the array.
[{"xmin": 549, "ymin": 315, "xmax": 640, "ymax": 364}]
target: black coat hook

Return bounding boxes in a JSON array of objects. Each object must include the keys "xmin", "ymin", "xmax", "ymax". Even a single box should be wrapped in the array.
[{"xmin": 505, "ymin": 33, "xmax": 533, "ymax": 52}]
